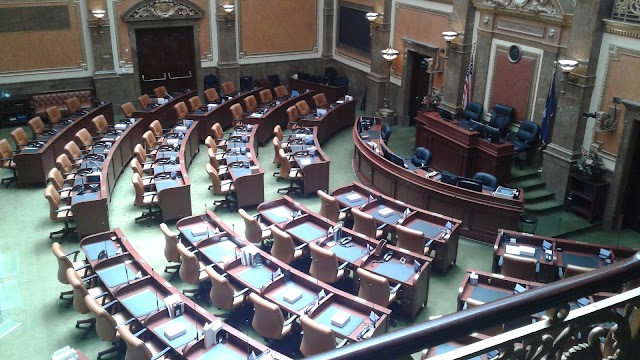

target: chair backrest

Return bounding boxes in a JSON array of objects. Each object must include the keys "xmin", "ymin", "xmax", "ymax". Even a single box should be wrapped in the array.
[
  {"xmin": 230, "ymin": 103, "xmax": 244, "ymax": 119},
  {"xmin": 473, "ymin": 172, "xmax": 498, "ymax": 192},
  {"xmin": 28, "ymin": 116, "xmax": 45, "ymax": 137},
  {"xmin": 205, "ymin": 267, "xmax": 235, "ymax": 310},
  {"xmin": 131, "ymin": 173, "xmax": 146, "ymax": 206},
  {"xmin": 177, "ymin": 242, "xmax": 200, "ymax": 284},
  {"xmin": 206, "ymin": 163, "xmax": 223, "ymax": 194},
  {"xmin": 240, "ymin": 76, "xmax": 254, "ymax": 91},
  {"xmin": 64, "ymin": 141, "xmax": 82, "ymax": 162},
  {"xmin": 381, "ymin": 123, "xmax": 392, "ymax": 142},
  {"xmin": 149, "ymin": 120, "xmax": 163, "ymax": 138},
  {"xmin": 121, "ymin": 102, "xmax": 136, "ymax": 117},
  {"xmin": 411, "ymin": 147, "xmax": 432, "ymax": 167},
  {"xmin": 489, "ymin": 104, "xmax": 515, "ymax": 133},
  {"xmin": 160, "ymin": 223, "xmax": 179, "ymax": 263},
  {"xmin": 188, "ymin": 96, "xmax": 202, "ymax": 111},
  {"xmin": 317, "ymin": 190, "xmax": 340, "ymax": 222},
  {"xmin": 309, "ymin": 242, "xmax": 339, "ymax": 283},
  {"xmin": 55, "ymin": 153, "xmax": 74, "ymax": 174},
  {"xmin": 74, "ymin": 128, "xmax": 93, "ymax": 148},
  {"xmin": 244, "ymin": 95, "xmax": 258, "ymax": 113},
  {"xmin": 270, "ymin": 225, "xmax": 296, "ymax": 264},
  {"xmin": 272, "ymin": 138, "xmax": 282, "ymax": 166},
  {"xmin": 259, "ymin": 89, "xmax": 273, "ymax": 104},
  {"xmin": 300, "ymin": 315, "xmax": 336, "ymax": 357},
  {"xmin": 274, "ymin": 85, "xmax": 288, "ymax": 98},
  {"xmin": 207, "ymin": 148, "xmax": 221, "ymax": 170},
  {"xmin": 516, "ymin": 121, "xmax": 541, "ymax": 143},
  {"xmin": 130, "ymin": 158, "xmax": 144, "ymax": 177},
  {"xmin": 138, "ymin": 94, "xmax": 152, "ymax": 108},
  {"xmin": 502, "ymin": 253, "xmax": 537, "ymax": 281},
  {"xmin": 10, "ymin": 127, "xmax": 29, "ymax": 148},
  {"xmin": 295, "ymin": 100, "xmax": 311, "ymax": 115},
  {"xmin": 286, "ymin": 106, "xmax": 299, "ymax": 130},
  {"xmin": 46, "ymin": 106, "xmax": 62, "ymax": 124},
  {"xmin": 351, "ymin": 207, "xmax": 378, "ymax": 239},
  {"xmin": 278, "ymin": 149, "xmax": 293, "ymax": 179},
  {"xmin": 222, "ymin": 81, "xmax": 236, "ymax": 95},
  {"xmin": 133, "ymin": 144, "xmax": 146, "ymax": 164},
  {"xmin": 205, "ymin": 136, "xmax": 217, "ymax": 151},
  {"xmin": 52, "ymin": 242, "xmax": 74, "ymax": 284},
  {"xmin": 174, "ymin": 101, "xmax": 188, "ymax": 119},
  {"xmin": 153, "ymin": 86, "xmax": 168, "ymax": 98},
  {"xmin": 249, "ymin": 293, "xmax": 285, "ymax": 340},
  {"xmin": 463, "ymin": 102, "xmax": 483, "ymax": 122},
  {"xmin": 396, "ymin": 224, "xmax": 425, "ymax": 254},
  {"xmin": 268, "ymin": 74, "xmax": 282, "ymax": 88},
  {"xmin": 117, "ymin": 324, "xmax": 153, "ymax": 360},
  {"xmin": 142, "ymin": 130, "xmax": 157, "ymax": 151},
  {"xmin": 66, "ymin": 268, "xmax": 90, "ymax": 314},
  {"xmin": 273, "ymin": 125, "xmax": 283, "ymax": 142},
  {"xmin": 0, "ymin": 139, "xmax": 13, "ymax": 161},
  {"xmin": 313, "ymin": 93, "xmax": 328, "ymax": 108},
  {"xmin": 212, "ymin": 123, "xmax": 224, "ymax": 141},
  {"xmin": 564, "ymin": 264, "xmax": 594, "ymax": 278},
  {"xmin": 239, "ymin": 208, "xmax": 262, "ymax": 244},
  {"xmin": 47, "ymin": 168, "xmax": 65, "ymax": 191},
  {"xmin": 92, "ymin": 115, "xmax": 109, "ymax": 134},
  {"xmin": 204, "ymin": 88, "xmax": 220, "ymax": 103},
  {"xmin": 85, "ymin": 294, "xmax": 118, "ymax": 341},
  {"xmin": 65, "ymin": 97, "xmax": 81, "ymax": 114},
  {"xmin": 357, "ymin": 267, "xmax": 392, "ymax": 307},
  {"xmin": 45, "ymin": 185, "xmax": 62, "ymax": 220}
]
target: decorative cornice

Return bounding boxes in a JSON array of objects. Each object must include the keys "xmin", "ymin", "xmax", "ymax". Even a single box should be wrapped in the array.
[
  {"xmin": 396, "ymin": 1, "xmax": 450, "ymax": 17},
  {"xmin": 475, "ymin": 1, "xmax": 571, "ymax": 27},
  {"xmin": 604, "ymin": 19, "xmax": 640, "ymax": 39},
  {"xmin": 123, "ymin": 0, "xmax": 204, "ymax": 22}
]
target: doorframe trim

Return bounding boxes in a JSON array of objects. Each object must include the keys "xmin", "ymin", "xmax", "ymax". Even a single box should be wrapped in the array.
[{"xmin": 399, "ymin": 37, "xmax": 441, "ymax": 126}]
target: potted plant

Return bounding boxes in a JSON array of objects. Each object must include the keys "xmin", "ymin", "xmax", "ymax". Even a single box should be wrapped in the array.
[{"xmin": 576, "ymin": 147, "xmax": 603, "ymax": 181}]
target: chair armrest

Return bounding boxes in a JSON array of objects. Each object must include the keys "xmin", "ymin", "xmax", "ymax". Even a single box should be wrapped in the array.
[
  {"xmin": 251, "ymin": 213, "xmax": 261, "ymax": 221},
  {"xmin": 337, "ymin": 262, "xmax": 349, "ymax": 270},
  {"xmin": 233, "ymin": 288, "xmax": 250, "ymax": 298},
  {"xmin": 65, "ymin": 249, "xmax": 80, "ymax": 260},
  {"xmin": 58, "ymin": 187, "xmax": 73, "ymax": 193},
  {"xmin": 56, "ymin": 206, "xmax": 72, "ymax": 213},
  {"xmin": 141, "ymin": 175, "xmax": 154, "ymax": 180},
  {"xmin": 390, "ymin": 283, "xmax": 402, "ymax": 294},
  {"xmin": 133, "ymin": 328, "xmax": 148, "ymax": 338},
  {"xmin": 151, "ymin": 347, "xmax": 172, "ymax": 360},
  {"xmin": 294, "ymin": 243, "xmax": 308, "ymax": 251},
  {"xmin": 115, "ymin": 317, "xmax": 136, "ymax": 329},
  {"xmin": 59, "ymin": 195, "xmax": 71, "ymax": 201},
  {"xmin": 103, "ymin": 299, "xmax": 119, "ymax": 310},
  {"xmin": 282, "ymin": 314, "xmax": 298, "ymax": 327},
  {"xmin": 505, "ymin": 132, "xmax": 517, "ymax": 142},
  {"xmin": 142, "ymin": 191, "xmax": 157, "ymax": 197},
  {"xmin": 337, "ymin": 338, "xmax": 349, "ymax": 348},
  {"xmin": 376, "ymin": 223, "xmax": 387, "ymax": 231},
  {"xmin": 339, "ymin": 207, "xmax": 350, "ymax": 213},
  {"xmin": 73, "ymin": 263, "xmax": 91, "ymax": 272},
  {"xmin": 82, "ymin": 274, "xmax": 98, "ymax": 283},
  {"xmin": 0, "ymin": 157, "xmax": 13, "ymax": 161}
]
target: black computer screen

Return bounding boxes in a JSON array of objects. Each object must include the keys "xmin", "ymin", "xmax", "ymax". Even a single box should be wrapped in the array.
[
  {"xmin": 485, "ymin": 125, "xmax": 501, "ymax": 144},
  {"xmin": 441, "ymin": 171, "xmax": 458, "ymax": 185}
]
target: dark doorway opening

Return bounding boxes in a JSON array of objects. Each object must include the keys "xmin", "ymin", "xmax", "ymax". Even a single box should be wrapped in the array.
[
  {"xmin": 623, "ymin": 125, "xmax": 640, "ymax": 231},
  {"xmin": 408, "ymin": 52, "xmax": 432, "ymax": 126}
]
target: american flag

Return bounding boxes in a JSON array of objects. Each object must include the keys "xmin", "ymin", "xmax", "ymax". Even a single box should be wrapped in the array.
[{"xmin": 462, "ymin": 51, "xmax": 474, "ymax": 109}]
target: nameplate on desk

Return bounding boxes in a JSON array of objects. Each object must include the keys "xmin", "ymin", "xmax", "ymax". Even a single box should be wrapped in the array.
[
  {"xmin": 283, "ymin": 287, "xmax": 303, "ymax": 304},
  {"xmin": 174, "ymin": 125, "xmax": 187, "ymax": 133},
  {"xmin": 250, "ymin": 165, "xmax": 260, "ymax": 174},
  {"xmin": 191, "ymin": 225, "xmax": 209, "ymax": 237},
  {"xmin": 331, "ymin": 310, "xmax": 351, "ymax": 328},
  {"xmin": 378, "ymin": 207, "xmax": 394, "ymax": 217},
  {"xmin": 250, "ymin": 112, "xmax": 263, "ymax": 118},
  {"xmin": 114, "ymin": 123, "xmax": 128, "ymax": 130}
]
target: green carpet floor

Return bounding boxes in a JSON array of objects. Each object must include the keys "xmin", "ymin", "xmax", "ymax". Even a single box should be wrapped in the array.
[{"xmin": 0, "ymin": 119, "xmax": 637, "ymax": 359}]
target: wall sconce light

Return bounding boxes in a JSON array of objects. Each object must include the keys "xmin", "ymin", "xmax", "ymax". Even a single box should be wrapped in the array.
[
  {"xmin": 366, "ymin": 12, "xmax": 382, "ymax": 37},
  {"xmin": 442, "ymin": 31, "xmax": 458, "ymax": 58},
  {"xmin": 91, "ymin": 9, "xmax": 107, "ymax": 33},
  {"xmin": 557, "ymin": 59, "xmax": 579, "ymax": 94},
  {"xmin": 222, "ymin": 4, "xmax": 235, "ymax": 27}
]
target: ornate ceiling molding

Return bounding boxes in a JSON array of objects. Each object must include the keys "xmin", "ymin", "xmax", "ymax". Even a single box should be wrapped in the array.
[
  {"xmin": 604, "ymin": 19, "xmax": 640, "ymax": 39},
  {"xmin": 474, "ymin": 0, "xmax": 572, "ymax": 26},
  {"xmin": 123, "ymin": 0, "xmax": 204, "ymax": 22}
]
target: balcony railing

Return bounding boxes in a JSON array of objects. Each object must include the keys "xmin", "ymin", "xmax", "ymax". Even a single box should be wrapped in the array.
[
  {"xmin": 612, "ymin": 0, "xmax": 640, "ymax": 24},
  {"xmin": 307, "ymin": 252, "xmax": 640, "ymax": 360}
]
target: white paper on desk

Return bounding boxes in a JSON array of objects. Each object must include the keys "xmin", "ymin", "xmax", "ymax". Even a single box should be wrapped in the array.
[
  {"xmin": 346, "ymin": 193, "xmax": 361, "ymax": 202},
  {"xmin": 164, "ymin": 294, "xmax": 181, "ymax": 318},
  {"xmin": 505, "ymin": 244, "xmax": 521, "ymax": 256},
  {"xmin": 519, "ymin": 246, "xmax": 536, "ymax": 257},
  {"xmin": 378, "ymin": 207, "xmax": 394, "ymax": 217},
  {"xmin": 191, "ymin": 225, "xmax": 208, "ymax": 237},
  {"xmin": 299, "ymin": 158, "xmax": 312, "ymax": 165},
  {"xmin": 250, "ymin": 112, "xmax": 263, "ymax": 118},
  {"xmin": 157, "ymin": 98, "xmax": 167, "ymax": 105}
]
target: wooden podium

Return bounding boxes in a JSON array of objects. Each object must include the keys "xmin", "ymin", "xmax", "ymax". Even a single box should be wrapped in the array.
[{"xmin": 415, "ymin": 111, "xmax": 514, "ymax": 185}]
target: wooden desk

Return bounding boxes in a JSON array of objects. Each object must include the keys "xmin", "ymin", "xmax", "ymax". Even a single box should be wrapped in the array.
[
  {"xmin": 131, "ymin": 90, "xmax": 196, "ymax": 129},
  {"xmin": 457, "ymin": 270, "xmax": 541, "ymax": 312},
  {"xmin": 296, "ymin": 98, "xmax": 356, "ymax": 144},
  {"xmin": 13, "ymin": 102, "xmax": 113, "ymax": 186},
  {"xmin": 287, "ymin": 127, "xmax": 330, "ymax": 196},
  {"xmin": 289, "ymin": 78, "xmax": 348, "ymax": 103},
  {"xmin": 422, "ymin": 334, "xmax": 489, "ymax": 359},
  {"xmin": 222, "ymin": 125, "xmax": 264, "ymax": 208},
  {"xmin": 415, "ymin": 111, "xmax": 514, "ymax": 185},
  {"xmin": 354, "ymin": 116, "xmax": 524, "ymax": 244}
]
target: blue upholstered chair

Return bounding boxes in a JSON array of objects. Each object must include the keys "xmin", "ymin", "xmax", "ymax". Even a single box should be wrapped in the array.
[
  {"xmin": 488, "ymin": 104, "xmax": 515, "ymax": 136},
  {"xmin": 473, "ymin": 172, "xmax": 498, "ymax": 192},
  {"xmin": 462, "ymin": 102, "xmax": 483, "ymax": 123},
  {"xmin": 506, "ymin": 121, "xmax": 541, "ymax": 168},
  {"xmin": 381, "ymin": 123, "xmax": 392, "ymax": 145},
  {"xmin": 411, "ymin": 147, "xmax": 432, "ymax": 169}
]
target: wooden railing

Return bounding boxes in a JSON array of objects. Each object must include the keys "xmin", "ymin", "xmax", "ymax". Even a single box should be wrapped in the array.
[{"xmin": 307, "ymin": 252, "xmax": 640, "ymax": 360}]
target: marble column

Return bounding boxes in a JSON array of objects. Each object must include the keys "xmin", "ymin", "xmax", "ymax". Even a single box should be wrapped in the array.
[
  {"xmin": 365, "ymin": 0, "xmax": 392, "ymax": 119},
  {"xmin": 216, "ymin": 7, "xmax": 240, "ymax": 87},
  {"xmin": 541, "ymin": 0, "xmax": 613, "ymax": 201},
  {"xmin": 322, "ymin": 0, "xmax": 335, "ymax": 61}
]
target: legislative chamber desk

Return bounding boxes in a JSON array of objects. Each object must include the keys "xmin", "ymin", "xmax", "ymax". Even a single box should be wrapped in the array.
[
  {"xmin": 242, "ymin": 90, "xmax": 316, "ymax": 146},
  {"xmin": 80, "ymin": 228, "xmax": 287, "ymax": 360},
  {"xmin": 13, "ymin": 102, "xmax": 113, "ymax": 186},
  {"xmin": 176, "ymin": 211, "xmax": 391, "ymax": 342},
  {"xmin": 283, "ymin": 127, "xmax": 330, "ymax": 196},
  {"xmin": 131, "ymin": 90, "xmax": 196, "ymax": 129},
  {"xmin": 415, "ymin": 111, "xmax": 514, "ymax": 185},
  {"xmin": 186, "ymin": 88, "xmax": 262, "ymax": 142},
  {"xmin": 296, "ymin": 97, "xmax": 356, "ymax": 144},
  {"xmin": 289, "ymin": 78, "xmax": 348, "ymax": 103},
  {"xmin": 354, "ymin": 116, "xmax": 524, "ymax": 243},
  {"xmin": 257, "ymin": 196, "xmax": 431, "ymax": 321},
  {"xmin": 221, "ymin": 125, "xmax": 264, "ymax": 207}
]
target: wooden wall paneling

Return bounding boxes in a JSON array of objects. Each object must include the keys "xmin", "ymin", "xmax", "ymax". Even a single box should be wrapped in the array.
[{"xmin": 489, "ymin": 49, "xmax": 535, "ymax": 121}]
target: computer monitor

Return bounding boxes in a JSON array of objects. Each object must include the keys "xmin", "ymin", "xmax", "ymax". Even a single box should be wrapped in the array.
[
  {"xmin": 470, "ymin": 120, "xmax": 485, "ymax": 135},
  {"xmin": 457, "ymin": 177, "xmax": 483, "ymax": 192},
  {"xmin": 437, "ymin": 107, "xmax": 454, "ymax": 121},
  {"xmin": 440, "ymin": 171, "xmax": 458, "ymax": 186},
  {"xmin": 485, "ymin": 125, "xmax": 501, "ymax": 144},
  {"xmin": 291, "ymin": 90, "xmax": 300, "ymax": 97}
]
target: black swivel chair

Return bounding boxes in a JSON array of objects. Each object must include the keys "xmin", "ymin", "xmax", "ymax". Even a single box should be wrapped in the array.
[
  {"xmin": 381, "ymin": 123, "xmax": 392, "ymax": 145},
  {"xmin": 506, "ymin": 120, "xmax": 541, "ymax": 168},
  {"xmin": 240, "ymin": 76, "xmax": 254, "ymax": 91},
  {"xmin": 411, "ymin": 147, "xmax": 432, "ymax": 169},
  {"xmin": 488, "ymin": 104, "xmax": 515, "ymax": 137},
  {"xmin": 473, "ymin": 172, "xmax": 498, "ymax": 192},
  {"xmin": 462, "ymin": 102, "xmax": 483, "ymax": 123},
  {"xmin": 267, "ymin": 74, "xmax": 282, "ymax": 88}
]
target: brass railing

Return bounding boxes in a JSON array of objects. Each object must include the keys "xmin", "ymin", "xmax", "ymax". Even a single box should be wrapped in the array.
[
  {"xmin": 612, "ymin": 0, "xmax": 640, "ymax": 24},
  {"xmin": 307, "ymin": 252, "xmax": 640, "ymax": 360}
]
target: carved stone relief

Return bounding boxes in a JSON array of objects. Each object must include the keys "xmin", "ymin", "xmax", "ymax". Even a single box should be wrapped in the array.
[{"xmin": 480, "ymin": 0, "xmax": 558, "ymax": 16}]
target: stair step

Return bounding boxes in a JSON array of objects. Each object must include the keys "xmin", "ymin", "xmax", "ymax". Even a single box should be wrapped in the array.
[
  {"xmin": 525, "ymin": 200, "xmax": 564, "ymax": 212},
  {"xmin": 510, "ymin": 168, "xmax": 540, "ymax": 181},
  {"xmin": 509, "ymin": 177, "xmax": 546, "ymax": 190},
  {"xmin": 524, "ymin": 189, "xmax": 556, "ymax": 202}
]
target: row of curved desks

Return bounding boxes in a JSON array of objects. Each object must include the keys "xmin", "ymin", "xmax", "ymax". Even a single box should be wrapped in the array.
[
  {"xmin": 176, "ymin": 210, "xmax": 391, "ymax": 342},
  {"xmin": 296, "ymin": 97, "xmax": 356, "ymax": 145},
  {"xmin": 284, "ymin": 127, "xmax": 330, "ymax": 196},
  {"xmin": 131, "ymin": 90, "xmax": 196, "ymax": 129},
  {"xmin": 353, "ymin": 116, "xmax": 524, "ymax": 243},
  {"xmin": 222, "ymin": 125, "xmax": 264, "ymax": 208},
  {"xmin": 257, "ymin": 196, "xmax": 431, "ymax": 321},
  {"xmin": 80, "ymin": 228, "xmax": 286, "ymax": 359},
  {"xmin": 14, "ymin": 102, "xmax": 113, "ymax": 185}
]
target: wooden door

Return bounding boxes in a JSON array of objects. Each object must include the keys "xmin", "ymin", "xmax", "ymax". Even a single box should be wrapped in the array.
[
  {"xmin": 136, "ymin": 26, "xmax": 196, "ymax": 95},
  {"xmin": 409, "ymin": 53, "xmax": 431, "ymax": 125}
]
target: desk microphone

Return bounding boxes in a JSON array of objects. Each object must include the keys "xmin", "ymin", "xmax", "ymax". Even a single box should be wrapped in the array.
[
  {"xmin": 124, "ymin": 260, "xmax": 131, "ymax": 285},
  {"xmin": 153, "ymin": 269, "xmax": 160, "ymax": 313}
]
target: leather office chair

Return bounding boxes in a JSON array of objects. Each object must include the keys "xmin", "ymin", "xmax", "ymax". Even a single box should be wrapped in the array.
[
  {"xmin": 274, "ymin": 85, "xmax": 288, "ymax": 98},
  {"xmin": 160, "ymin": 223, "xmax": 181, "ymax": 275},
  {"xmin": 222, "ymin": 81, "xmax": 236, "ymax": 96},
  {"xmin": 205, "ymin": 267, "xmax": 248, "ymax": 315},
  {"xmin": 396, "ymin": 224, "xmax": 427, "ymax": 255},
  {"xmin": 381, "ymin": 123, "xmax": 392, "ymax": 145},
  {"xmin": 46, "ymin": 105, "xmax": 63, "ymax": 124},
  {"xmin": 85, "ymin": 294, "xmax": 129, "ymax": 359},
  {"xmin": 48, "ymin": 168, "xmax": 74, "ymax": 198},
  {"xmin": 357, "ymin": 267, "xmax": 399, "ymax": 308},
  {"xmin": 239, "ymin": 208, "xmax": 271, "ymax": 247},
  {"xmin": 286, "ymin": 105, "xmax": 300, "ymax": 131},
  {"xmin": 177, "ymin": 242, "xmax": 208, "ymax": 302},
  {"xmin": 488, "ymin": 104, "xmax": 515, "ymax": 137},
  {"xmin": 132, "ymin": 173, "xmax": 161, "ymax": 225},
  {"xmin": 204, "ymin": 136, "xmax": 216, "ymax": 150},
  {"xmin": 270, "ymin": 225, "xmax": 304, "ymax": 264},
  {"xmin": 229, "ymin": 103, "xmax": 245, "ymax": 127},
  {"xmin": 313, "ymin": 93, "xmax": 328, "ymax": 108},
  {"xmin": 473, "ymin": 172, "xmax": 498, "ymax": 192},
  {"xmin": 138, "ymin": 94, "xmax": 152, "ymax": 108},
  {"xmin": 244, "ymin": 95, "xmax": 258, "ymax": 113},
  {"xmin": 268, "ymin": 74, "xmax": 282, "ymax": 88},
  {"xmin": 207, "ymin": 148, "xmax": 228, "ymax": 177},
  {"xmin": 66, "ymin": 97, "xmax": 82, "ymax": 114},
  {"xmin": 249, "ymin": 292, "xmax": 296, "ymax": 342},
  {"xmin": 188, "ymin": 96, "xmax": 202, "ymax": 112},
  {"xmin": 10, "ymin": 127, "xmax": 29, "ymax": 150},
  {"xmin": 130, "ymin": 158, "xmax": 154, "ymax": 187},
  {"xmin": 52, "ymin": 242, "xmax": 88, "ymax": 301},
  {"xmin": 506, "ymin": 120, "xmax": 541, "ymax": 168},
  {"xmin": 174, "ymin": 101, "xmax": 188, "ymax": 120},
  {"xmin": 411, "ymin": 147, "xmax": 432, "ymax": 169},
  {"xmin": 142, "ymin": 130, "xmax": 158, "ymax": 157},
  {"xmin": 133, "ymin": 144, "xmax": 154, "ymax": 170},
  {"xmin": 92, "ymin": 115, "xmax": 111, "ymax": 136},
  {"xmin": 55, "ymin": 153, "xmax": 79, "ymax": 179},
  {"xmin": 295, "ymin": 100, "xmax": 311, "ymax": 116},
  {"xmin": 309, "ymin": 242, "xmax": 348, "ymax": 284},
  {"xmin": 463, "ymin": 101, "xmax": 483, "ymax": 122},
  {"xmin": 300, "ymin": 315, "xmax": 347, "ymax": 357},
  {"xmin": 0, "ymin": 139, "xmax": 17, "ymax": 187},
  {"xmin": 206, "ymin": 163, "xmax": 236, "ymax": 211},
  {"xmin": 259, "ymin": 89, "xmax": 273, "ymax": 104},
  {"xmin": 117, "ymin": 324, "xmax": 170, "ymax": 360},
  {"xmin": 501, "ymin": 253, "xmax": 537, "ymax": 281},
  {"xmin": 66, "ymin": 267, "xmax": 110, "ymax": 337},
  {"xmin": 28, "ymin": 116, "xmax": 46, "ymax": 138},
  {"xmin": 64, "ymin": 141, "xmax": 85, "ymax": 167},
  {"xmin": 276, "ymin": 149, "xmax": 303, "ymax": 196},
  {"xmin": 272, "ymin": 138, "xmax": 283, "ymax": 172},
  {"xmin": 204, "ymin": 88, "xmax": 220, "ymax": 103},
  {"xmin": 317, "ymin": 190, "xmax": 347, "ymax": 223},
  {"xmin": 121, "ymin": 102, "xmax": 136, "ymax": 118},
  {"xmin": 562, "ymin": 264, "xmax": 594, "ymax": 279},
  {"xmin": 211, "ymin": 123, "xmax": 228, "ymax": 148},
  {"xmin": 273, "ymin": 125, "xmax": 284, "ymax": 142},
  {"xmin": 240, "ymin": 76, "xmax": 254, "ymax": 91},
  {"xmin": 351, "ymin": 207, "xmax": 384, "ymax": 240},
  {"xmin": 148, "ymin": 120, "xmax": 168, "ymax": 142},
  {"xmin": 153, "ymin": 86, "xmax": 168, "ymax": 98},
  {"xmin": 74, "ymin": 128, "xmax": 95, "ymax": 151},
  {"xmin": 45, "ymin": 184, "xmax": 77, "ymax": 241}
]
